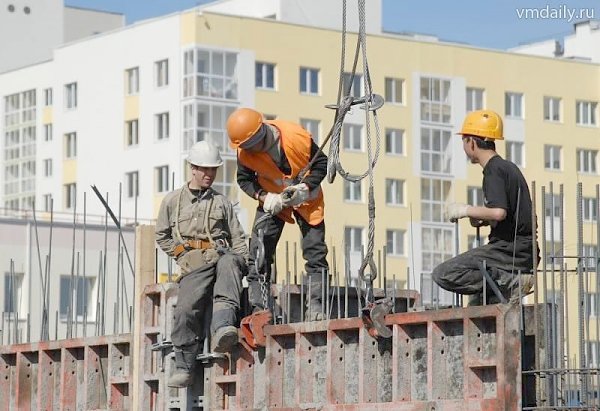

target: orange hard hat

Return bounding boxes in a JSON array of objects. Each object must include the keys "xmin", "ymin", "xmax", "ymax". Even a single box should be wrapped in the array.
[
  {"xmin": 227, "ymin": 108, "xmax": 265, "ymax": 149},
  {"xmin": 457, "ymin": 110, "xmax": 504, "ymax": 140}
]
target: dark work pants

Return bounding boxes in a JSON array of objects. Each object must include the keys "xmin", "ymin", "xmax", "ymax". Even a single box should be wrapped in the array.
[
  {"xmin": 246, "ymin": 207, "xmax": 329, "ymax": 310},
  {"xmin": 171, "ymin": 252, "xmax": 246, "ymax": 348},
  {"xmin": 432, "ymin": 238, "xmax": 537, "ymax": 296}
]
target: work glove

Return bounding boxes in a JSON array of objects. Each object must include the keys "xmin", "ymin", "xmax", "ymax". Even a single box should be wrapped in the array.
[
  {"xmin": 445, "ymin": 203, "xmax": 470, "ymax": 222},
  {"xmin": 263, "ymin": 192, "xmax": 284, "ymax": 215},
  {"xmin": 282, "ymin": 183, "xmax": 309, "ymax": 207}
]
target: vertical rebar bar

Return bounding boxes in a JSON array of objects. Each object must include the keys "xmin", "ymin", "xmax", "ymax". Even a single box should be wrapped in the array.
[
  {"xmin": 577, "ymin": 182, "xmax": 588, "ymax": 403},
  {"xmin": 32, "ymin": 203, "xmax": 48, "ymax": 341},
  {"xmin": 300, "ymin": 272, "xmax": 304, "ymax": 323},
  {"xmin": 540, "ymin": 186, "xmax": 551, "ymax": 404},
  {"xmin": 344, "ymin": 246, "xmax": 350, "ymax": 318},
  {"xmin": 83, "ymin": 192, "xmax": 87, "ymax": 339},
  {"xmin": 75, "ymin": 252, "xmax": 80, "ymax": 338}
]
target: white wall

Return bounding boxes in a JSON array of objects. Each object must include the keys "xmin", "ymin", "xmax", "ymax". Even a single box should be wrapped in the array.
[
  {"xmin": 0, "ymin": 217, "xmax": 135, "ymax": 343},
  {"xmin": 0, "ymin": 0, "xmax": 63, "ymax": 73},
  {"xmin": 63, "ymin": 6, "xmax": 125, "ymax": 43},
  {"xmin": 202, "ymin": 0, "xmax": 382, "ymax": 34}
]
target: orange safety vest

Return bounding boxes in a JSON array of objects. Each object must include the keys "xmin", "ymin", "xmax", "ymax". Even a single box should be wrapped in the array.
[{"xmin": 238, "ymin": 120, "xmax": 325, "ymax": 225}]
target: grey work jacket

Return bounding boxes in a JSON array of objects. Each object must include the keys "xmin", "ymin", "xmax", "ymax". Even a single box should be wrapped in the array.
[{"xmin": 155, "ymin": 184, "xmax": 248, "ymax": 260}]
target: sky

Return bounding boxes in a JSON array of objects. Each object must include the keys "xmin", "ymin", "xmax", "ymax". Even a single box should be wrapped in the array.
[{"xmin": 64, "ymin": 0, "xmax": 599, "ymax": 49}]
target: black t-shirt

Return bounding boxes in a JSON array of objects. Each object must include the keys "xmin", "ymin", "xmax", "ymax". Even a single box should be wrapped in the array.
[{"xmin": 482, "ymin": 155, "xmax": 534, "ymax": 242}]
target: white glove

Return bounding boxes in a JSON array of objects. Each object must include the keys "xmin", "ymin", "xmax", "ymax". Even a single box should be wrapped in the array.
[
  {"xmin": 445, "ymin": 203, "xmax": 470, "ymax": 222},
  {"xmin": 263, "ymin": 192, "xmax": 284, "ymax": 215},
  {"xmin": 282, "ymin": 183, "xmax": 309, "ymax": 207}
]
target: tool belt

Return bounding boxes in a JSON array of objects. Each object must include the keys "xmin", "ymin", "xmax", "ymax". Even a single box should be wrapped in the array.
[{"xmin": 173, "ymin": 239, "xmax": 213, "ymax": 258}]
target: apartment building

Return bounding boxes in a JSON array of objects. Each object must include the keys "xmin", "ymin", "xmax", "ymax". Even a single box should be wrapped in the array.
[{"xmin": 0, "ymin": 1, "xmax": 599, "ymax": 354}]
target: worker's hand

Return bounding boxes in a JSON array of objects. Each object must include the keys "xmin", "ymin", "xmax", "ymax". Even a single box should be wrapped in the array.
[
  {"xmin": 263, "ymin": 192, "xmax": 284, "ymax": 215},
  {"xmin": 445, "ymin": 203, "xmax": 470, "ymax": 222},
  {"xmin": 469, "ymin": 218, "xmax": 489, "ymax": 228},
  {"xmin": 282, "ymin": 183, "xmax": 309, "ymax": 207}
]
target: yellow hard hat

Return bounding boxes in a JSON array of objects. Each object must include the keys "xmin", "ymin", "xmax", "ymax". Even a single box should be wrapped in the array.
[{"xmin": 458, "ymin": 110, "xmax": 504, "ymax": 140}]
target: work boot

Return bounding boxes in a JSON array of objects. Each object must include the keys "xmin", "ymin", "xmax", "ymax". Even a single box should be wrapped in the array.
[
  {"xmin": 212, "ymin": 325, "xmax": 238, "ymax": 353},
  {"xmin": 509, "ymin": 274, "xmax": 534, "ymax": 303},
  {"xmin": 168, "ymin": 349, "xmax": 197, "ymax": 388},
  {"xmin": 306, "ymin": 299, "xmax": 324, "ymax": 321}
]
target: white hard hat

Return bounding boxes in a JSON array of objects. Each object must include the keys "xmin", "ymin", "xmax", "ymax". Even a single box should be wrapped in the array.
[{"xmin": 187, "ymin": 140, "xmax": 223, "ymax": 167}]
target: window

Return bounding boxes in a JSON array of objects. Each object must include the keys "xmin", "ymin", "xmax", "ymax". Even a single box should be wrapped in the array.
[
  {"xmin": 299, "ymin": 67, "xmax": 319, "ymax": 95},
  {"xmin": 467, "ymin": 186, "xmax": 484, "ymax": 206},
  {"xmin": 212, "ymin": 157, "xmax": 238, "ymax": 199},
  {"xmin": 466, "ymin": 87, "xmax": 484, "ymax": 111},
  {"xmin": 421, "ymin": 178, "xmax": 451, "ymax": 222},
  {"xmin": 64, "ymin": 82, "xmax": 77, "ymax": 109},
  {"xmin": 155, "ymin": 112, "xmax": 169, "ymax": 140},
  {"xmin": 576, "ymin": 100, "xmax": 598, "ymax": 126},
  {"xmin": 343, "ymin": 124, "xmax": 362, "ymax": 151},
  {"xmin": 583, "ymin": 244, "xmax": 598, "ymax": 270},
  {"xmin": 126, "ymin": 119, "xmax": 139, "ymax": 146},
  {"xmin": 342, "ymin": 72, "xmax": 363, "ymax": 98},
  {"xmin": 420, "ymin": 127, "xmax": 451, "ymax": 174},
  {"xmin": 43, "ymin": 194, "xmax": 53, "ymax": 212},
  {"xmin": 421, "ymin": 226, "xmax": 453, "ymax": 272},
  {"xmin": 583, "ymin": 198, "xmax": 598, "ymax": 222},
  {"xmin": 59, "ymin": 275, "xmax": 94, "ymax": 320},
  {"xmin": 155, "ymin": 59, "xmax": 169, "ymax": 87},
  {"xmin": 386, "ymin": 230, "xmax": 405, "ymax": 256},
  {"xmin": 385, "ymin": 128, "xmax": 404, "ymax": 155},
  {"xmin": 343, "ymin": 177, "xmax": 362, "ymax": 202},
  {"xmin": 3, "ymin": 272, "xmax": 24, "ymax": 313},
  {"xmin": 385, "ymin": 77, "xmax": 404, "ymax": 104},
  {"xmin": 544, "ymin": 194, "xmax": 561, "ymax": 219},
  {"xmin": 586, "ymin": 341, "xmax": 599, "ymax": 367},
  {"xmin": 184, "ymin": 103, "xmax": 237, "ymax": 151},
  {"xmin": 577, "ymin": 149, "xmax": 597, "ymax": 174},
  {"xmin": 125, "ymin": 171, "xmax": 139, "ymax": 198},
  {"xmin": 420, "ymin": 77, "xmax": 451, "ymax": 124},
  {"xmin": 43, "ymin": 158, "xmax": 52, "ymax": 177},
  {"xmin": 256, "ymin": 62, "xmax": 275, "ymax": 89},
  {"xmin": 64, "ymin": 132, "xmax": 77, "ymax": 158},
  {"xmin": 44, "ymin": 88, "xmax": 53, "ymax": 106},
  {"xmin": 184, "ymin": 49, "xmax": 238, "ymax": 99},
  {"xmin": 544, "ymin": 145, "xmax": 561, "ymax": 170},
  {"xmin": 155, "ymin": 165, "xmax": 169, "ymax": 193},
  {"xmin": 506, "ymin": 141, "xmax": 525, "ymax": 167},
  {"xmin": 126, "ymin": 67, "xmax": 139, "ymax": 95},
  {"xmin": 505, "ymin": 92, "xmax": 524, "ymax": 118},
  {"xmin": 344, "ymin": 226, "xmax": 364, "ymax": 253},
  {"xmin": 64, "ymin": 183, "xmax": 76, "ymax": 209},
  {"xmin": 543, "ymin": 96, "xmax": 561, "ymax": 122},
  {"xmin": 300, "ymin": 118, "xmax": 320, "ymax": 144},
  {"xmin": 385, "ymin": 178, "xmax": 404, "ymax": 206},
  {"xmin": 44, "ymin": 124, "xmax": 53, "ymax": 141}
]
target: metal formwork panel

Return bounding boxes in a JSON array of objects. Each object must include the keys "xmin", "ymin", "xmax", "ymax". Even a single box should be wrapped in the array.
[
  {"xmin": 0, "ymin": 335, "xmax": 131, "ymax": 411},
  {"xmin": 209, "ymin": 304, "xmax": 520, "ymax": 410}
]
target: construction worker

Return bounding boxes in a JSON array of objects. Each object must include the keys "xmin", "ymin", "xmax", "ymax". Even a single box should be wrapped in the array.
[
  {"xmin": 155, "ymin": 140, "xmax": 248, "ymax": 388},
  {"xmin": 432, "ymin": 110, "xmax": 537, "ymax": 304},
  {"xmin": 227, "ymin": 108, "xmax": 329, "ymax": 320}
]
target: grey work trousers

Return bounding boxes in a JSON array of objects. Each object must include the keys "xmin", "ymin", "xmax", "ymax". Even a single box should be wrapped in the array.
[
  {"xmin": 171, "ymin": 252, "xmax": 246, "ymax": 348},
  {"xmin": 432, "ymin": 238, "xmax": 536, "ymax": 296},
  {"xmin": 246, "ymin": 207, "xmax": 329, "ymax": 310}
]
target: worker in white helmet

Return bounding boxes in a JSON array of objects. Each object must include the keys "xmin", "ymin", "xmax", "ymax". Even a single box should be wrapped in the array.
[{"xmin": 155, "ymin": 140, "xmax": 248, "ymax": 388}]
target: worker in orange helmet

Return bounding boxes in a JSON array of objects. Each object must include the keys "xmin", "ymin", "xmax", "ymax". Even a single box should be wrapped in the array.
[
  {"xmin": 227, "ymin": 108, "xmax": 328, "ymax": 320},
  {"xmin": 432, "ymin": 110, "xmax": 539, "ymax": 305}
]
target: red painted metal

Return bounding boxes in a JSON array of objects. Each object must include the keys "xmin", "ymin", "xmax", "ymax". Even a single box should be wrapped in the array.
[{"xmin": 240, "ymin": 310, "xmax": 273, "ymax": 349}]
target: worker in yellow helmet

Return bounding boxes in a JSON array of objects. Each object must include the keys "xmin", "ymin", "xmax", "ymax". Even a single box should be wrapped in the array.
[
  {"xmin": 432, "ymin": 110, "xmax": 539, "ymax": 304},
  {"xmin": 227, "ymin": 108, "xmax": 328, "ymax": 320}
]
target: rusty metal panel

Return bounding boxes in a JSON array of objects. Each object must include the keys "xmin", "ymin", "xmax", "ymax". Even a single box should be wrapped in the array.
[
  {"xmin": 208, "ymin": 304, "xmax": 520, "ymax": 410},
  {"xmin": 0, "ymin": 335, "xmax": 131, "ymax": 411}
]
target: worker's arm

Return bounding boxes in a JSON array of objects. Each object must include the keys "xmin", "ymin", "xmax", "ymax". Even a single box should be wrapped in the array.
[
  {"xmin": 155, "ymin": 196, "xmax": 176, "ymax": 257},
  {"xmin": 224, "ymin": 201, "xmax": 249, "ymax": 259},
  {"xmin": 237, "ymin": 159, "xmax": 265, "ymax": 200},
  {"xmin": 302, "ymin": 141, "xmax": 328, "ymax": 190}
]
